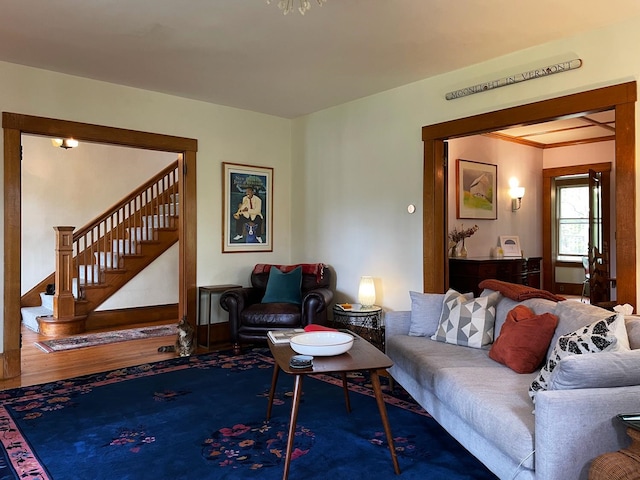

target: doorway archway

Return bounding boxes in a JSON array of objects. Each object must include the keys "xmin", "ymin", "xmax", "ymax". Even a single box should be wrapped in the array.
[
  {"xmin": 2, "ymin": 112, "xmax": 198, "ymax": 379},
  {"xmin": 421, "ymin": 82, "xmax": 636, "ymax": 306}
]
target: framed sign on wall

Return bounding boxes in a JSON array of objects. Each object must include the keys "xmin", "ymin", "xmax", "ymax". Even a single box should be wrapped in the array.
[{"xmin": 222, "ymin": 162, "xmax": 273, "ymax": 253}]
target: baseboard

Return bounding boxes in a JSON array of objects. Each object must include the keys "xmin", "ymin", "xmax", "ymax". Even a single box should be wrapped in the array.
[{"xmin": 85, "ymin": 304, "xmax": 179, "ymax": 331}]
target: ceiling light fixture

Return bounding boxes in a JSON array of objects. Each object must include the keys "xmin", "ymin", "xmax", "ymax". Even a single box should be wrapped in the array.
[
  {"xmin": 266, "ymin": 0, "xmax": 326, "ymax": 15},
  {"xmin": 51, "ymin": 138, "xmax": 79, "ymax": 149}
]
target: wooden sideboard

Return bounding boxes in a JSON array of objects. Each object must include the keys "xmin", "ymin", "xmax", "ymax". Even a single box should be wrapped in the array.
[{"xmin": 449, "ymin": 256, "xmax": 542, "ymax": 297}]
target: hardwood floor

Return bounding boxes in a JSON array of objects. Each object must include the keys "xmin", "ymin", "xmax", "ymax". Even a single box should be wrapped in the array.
[{"xmin": 0, "ymin": 321, "xmax": 223, "ymax": 390}]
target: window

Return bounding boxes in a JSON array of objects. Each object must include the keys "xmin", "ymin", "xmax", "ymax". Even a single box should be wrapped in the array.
[{"xmin": 556, "ymin": 177, "xmax": 589, "ymax": 262}]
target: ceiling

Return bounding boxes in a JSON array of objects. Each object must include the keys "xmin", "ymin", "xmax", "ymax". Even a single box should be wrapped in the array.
[
  {"xmin": 489, "ymin": 110, "xmax": 616, "ymax": 148},
  {"xmin": 2, "ymin": 1, "xmax": 640, "ymax": 119}
]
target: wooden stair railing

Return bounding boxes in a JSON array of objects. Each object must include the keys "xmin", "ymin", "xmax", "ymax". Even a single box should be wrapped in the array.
[
  {"xmin": 22, "ymin": 161, "xmax": 180, "ymax": 334},
  {"xmin": 73, "ymin": 160, "xmax": 179, "ymax": 299}
]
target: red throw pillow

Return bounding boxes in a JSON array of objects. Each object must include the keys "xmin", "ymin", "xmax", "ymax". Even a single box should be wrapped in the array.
[{"xmin": 489, "ymin": 305, "xmax": 559, "ymax": 374}]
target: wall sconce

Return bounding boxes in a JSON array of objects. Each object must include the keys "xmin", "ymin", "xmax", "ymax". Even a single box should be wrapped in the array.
[
  {"xmin": 51, "ymin": 138, "xmax": 79, "ymax": 149},
  {"xmin": 358, "ymin": 276, "xmax": 376, "ymax": 308},
  {"xmin": 508, "ymin": 177, "xmax": 525, "ymax": 211}
]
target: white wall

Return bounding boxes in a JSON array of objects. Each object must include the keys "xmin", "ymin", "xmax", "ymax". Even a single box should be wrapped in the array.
[
  {"xmin": 21, "ymin": 135, "xmax": 177, "ymax": 307},
  {"xmin": 447, "ymin": 135, "xmax": 543, "ymax": 259},
  {"xmin": 292, "ymin": 15, "xmax": 640, "ymax": 312},
  {"xmin": 0, "ymin": 61, "xmax": 292, "ymax": 350}
]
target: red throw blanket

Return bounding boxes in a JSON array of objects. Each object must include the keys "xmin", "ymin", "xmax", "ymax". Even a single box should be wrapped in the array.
[
  {"xmin": 253, "ymin": 263, "xmax": 326, "ymax": 282},
  {"xmin": 478, "ymin": 279, "xmax": 566, "ymax": 302}
]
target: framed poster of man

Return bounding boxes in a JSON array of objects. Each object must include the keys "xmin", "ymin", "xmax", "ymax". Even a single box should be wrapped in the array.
[{"xmin": 222, "ymin": 162, "xmax": 273, "ymax": 253}]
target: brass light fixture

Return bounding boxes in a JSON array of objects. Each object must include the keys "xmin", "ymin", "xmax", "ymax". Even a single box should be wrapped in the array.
[{"xmin": 51, "ymin": 138, "xmax": 79, "ymax": 149}]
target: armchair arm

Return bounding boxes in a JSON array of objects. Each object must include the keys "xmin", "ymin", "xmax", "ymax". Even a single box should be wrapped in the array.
[
  {"xmin": 219, "ymin": 287, "xmax": 257, "ymax": 340},
  {"xmin": 301, "ymin": 287, "xmax": 334, "ymax": 326}
]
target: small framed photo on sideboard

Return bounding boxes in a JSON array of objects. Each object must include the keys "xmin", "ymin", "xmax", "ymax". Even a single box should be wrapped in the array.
[{"xmin": 499, "ymin": 235, "xmax": 522, "ymax": 257}]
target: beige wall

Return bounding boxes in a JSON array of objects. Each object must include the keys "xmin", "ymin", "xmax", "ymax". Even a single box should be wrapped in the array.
[
  {"xmin": 292, "ymin": 16, "xmax": 640, "ymax": 312},
  {"xmin": 0, "ymin": 61, "xmax": 292, "ymax": 349}
]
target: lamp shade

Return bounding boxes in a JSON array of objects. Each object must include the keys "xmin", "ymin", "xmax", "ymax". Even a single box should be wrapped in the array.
[{"xmin": 358, "ymin": 276, "xmax": 376, "ymax": 307}]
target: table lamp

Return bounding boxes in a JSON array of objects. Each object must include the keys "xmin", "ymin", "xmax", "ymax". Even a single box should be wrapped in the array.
[{"xmin": 358, "ymin": 276, "xmax": 376, "ymax": 308}]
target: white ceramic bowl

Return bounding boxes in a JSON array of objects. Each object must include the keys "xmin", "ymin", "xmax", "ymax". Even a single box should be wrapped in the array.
[{"xmin": 289, "ymin": 331, "xmax": 354, "ymax": 356}]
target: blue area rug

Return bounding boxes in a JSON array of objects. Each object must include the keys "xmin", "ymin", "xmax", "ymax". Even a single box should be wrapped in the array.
[{"xmin": 0, "ymin": 349, "xmax": 496, "ymax": 479}]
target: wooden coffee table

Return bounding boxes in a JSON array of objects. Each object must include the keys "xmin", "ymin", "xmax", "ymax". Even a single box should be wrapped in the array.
[{"xmin": 266, "ymin": 334, "xmax": 400, "ymax": 480}]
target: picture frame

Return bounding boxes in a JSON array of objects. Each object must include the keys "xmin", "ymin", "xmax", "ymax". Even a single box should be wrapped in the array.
[
  {"xmin": 222, "ymin": 162, "xmax": 273, "ymax": 253},
  {"xmin": 456, "ymin": 159, "xmax": 497, "ymax": 220},
  {"xmin": 500, "ymin": 235, "xmax": 522, "ymax": 257}
]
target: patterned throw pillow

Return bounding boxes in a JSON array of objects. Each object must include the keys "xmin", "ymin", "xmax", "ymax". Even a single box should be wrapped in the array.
[
  {"xmin": 431, "ymin": 289, "xmax": 501, "ymax": 349},
  {"xmin": 528, "ymin": 312, "xmax": 629, "ymax": 402}
]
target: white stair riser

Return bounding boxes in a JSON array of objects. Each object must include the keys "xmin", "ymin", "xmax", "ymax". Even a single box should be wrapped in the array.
[
  {"xmin": 40, "ymin": 292, "xmax": 54, "ymax": 310},
  {"xmin": 77, "ymin": 265, "xmax": 102, "ymax": 284},
  {"xmin": 158, "ymin": 203, "xmax": 179, "ymax": 216},
  {"xmin": 113, "ymin": 239, "xmax": 136, "ymax": 255},
  {"xmin": 95, "ymin": 252, "xmax": 120, "ymax": 269},
  {"xmin": 142, "ymin": 214, "xmax": 172, "ymax": 228},
  {"xmin": 128, "ymin": 226, "xmax": 155, "ymax": 241}
]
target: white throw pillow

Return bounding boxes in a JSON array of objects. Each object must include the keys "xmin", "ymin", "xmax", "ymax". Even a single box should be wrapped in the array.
[
  {"xmin": 431, "ymin": 289, "xmax": 501, "ymax": 349},
  {"xmin": 529, "ymin": 312, "xmax": 629, "ymax": 402}
]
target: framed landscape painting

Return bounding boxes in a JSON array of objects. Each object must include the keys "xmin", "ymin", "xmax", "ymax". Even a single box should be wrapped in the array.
[
  {"xmin": 456, "ymin": 159, "xmax": 497, "ymax": 220},
  {"xmin": 222, "ymin": 162, "xmax": 273, "ymax": 253}
]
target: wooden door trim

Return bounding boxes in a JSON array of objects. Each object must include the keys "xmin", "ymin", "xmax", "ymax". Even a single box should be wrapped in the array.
[
  {"xmin": 422, "ymin": 82, "xmax": 636, "ymax": 307},
  {"xmin": 2, "ymin": 112, "xmax": 198, "ymax": 378}
]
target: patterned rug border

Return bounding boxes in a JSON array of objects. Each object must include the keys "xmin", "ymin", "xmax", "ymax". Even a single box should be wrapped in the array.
[{"xmin": 33, "ymin": 324, "xmax": 177, "ymax": 353}]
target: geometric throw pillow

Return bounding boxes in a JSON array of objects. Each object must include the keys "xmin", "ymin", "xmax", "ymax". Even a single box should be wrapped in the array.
[
  {"xmin": 489, "ymin": 305, "xmax": 559, "ymax": 374},
  {"xmin": 408, "ymin": 291, "xmax": 472, "ymax": 337},
  {"xmin": 431, "ymin": 289, "xmax": 501, "ymax": 349},
  {"xmin": 528, "ymin": 312, "xmax": 629, "ymax": 402},
  {"xmin": 261, "ymin": 266, "xmax": 303, "ymax": 304}
]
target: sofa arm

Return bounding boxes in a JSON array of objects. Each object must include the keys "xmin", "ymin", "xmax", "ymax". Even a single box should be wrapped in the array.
[
  {"xmin": 384, "ymin": 311, "xmax": 411, "ymax": 338},
  {"xmin": 534, "ymin": 385, "xmax": 640, "ymax": 480},
  {"xmin": 301, "ymin": 287, "xmax": 334, "ymax": 325}
]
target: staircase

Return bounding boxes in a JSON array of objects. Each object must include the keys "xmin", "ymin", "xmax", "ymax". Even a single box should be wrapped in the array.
[{"xmin": 21, "ymin": 161, "xmax": 180, "ymax": 335}]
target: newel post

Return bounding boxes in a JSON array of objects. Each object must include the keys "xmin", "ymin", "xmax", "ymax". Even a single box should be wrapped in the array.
[{"xmin": 53, "ymin": 226, "xmax": 76, "ymax": 318}]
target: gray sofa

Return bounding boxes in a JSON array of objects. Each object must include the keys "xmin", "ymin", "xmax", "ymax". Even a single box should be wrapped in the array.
[{"xmin": 385, "ymin": 290, "xmax": 640, "ymax": 480}]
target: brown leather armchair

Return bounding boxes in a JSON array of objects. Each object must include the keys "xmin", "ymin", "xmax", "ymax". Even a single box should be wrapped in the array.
[{"xmin": 220, "ymin": 263, "xmax": 333, "ymax": 354}]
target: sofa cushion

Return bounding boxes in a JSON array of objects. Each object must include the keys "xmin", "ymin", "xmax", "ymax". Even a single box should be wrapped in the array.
[
  {"xmin": 626, "ymin": 316, "xmax": 640, "ymax": 349},
  {"xmin": 435, "ymin": 365, "xmax": 538, "ymax": 470},
  {"xmin": 548, "ymin": 348, "xmax": 640, "ymax": 390},
  {"xmin": 489, "ymin": 305, "xmax": 559, "ymax": 374},
  {"xmin": 431, "ymin": 289, "xmax": 501, "ymax": 349},
  {"xmin": 261, "ymin": 266, "xmax": 302, "ymax": 304},
  {"xmin": 546, "ymin": 300, "xmax": 620, "ymax": 360},
  {"xmin": 481, "ymin": 289, "xmax": 557, "ymax": 338},
  {"xmin": 408, "ymin": 291, "xmax": 445, "ymax": 337},
  {"xmin": 529, "ymin": 313, "xmax": 629, "ymax": 402},
  {"xmin": 408, "ymin": 291, "xmax": 474, "ymax": 337}
]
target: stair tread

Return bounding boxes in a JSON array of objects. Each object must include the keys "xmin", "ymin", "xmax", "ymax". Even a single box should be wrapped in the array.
[{"xmin": 21, "ymin": 305, "xmax": 53, "ymax": 315}]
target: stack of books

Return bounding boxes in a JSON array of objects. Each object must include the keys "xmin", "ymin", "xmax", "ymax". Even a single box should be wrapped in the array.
[{"xmin": 267, "ymin": 328, "xmax": 305, "ymax": 345}]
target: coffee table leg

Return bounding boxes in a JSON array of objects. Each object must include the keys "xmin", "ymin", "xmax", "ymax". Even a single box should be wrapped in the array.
[
  {"xmin": 283, "ymin": 374, "xmax": 304, "ymax": 480},
  {"xmin": 370, "ymin": 369, "xmax": 400, "ymax": 474},
  {"xmin": 266, "ymin": 363, "xmax": 280, "ymax": 421},
  {"xmin": 341, "ymin": 372, "xmax": 352, "ymax": 413}
]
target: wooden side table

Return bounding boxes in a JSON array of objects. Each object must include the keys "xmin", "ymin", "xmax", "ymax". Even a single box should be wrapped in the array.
[
  {"xmin": 197, "ymin": 284, "xmax": 241, "ymax": 349},
  {"xmin": 589, "ymin": 427, "xmax": 640, "ymax": 479},
  {"xmin": 331, "ymin": 304, "xmax": 384, "ymax": 351}
]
